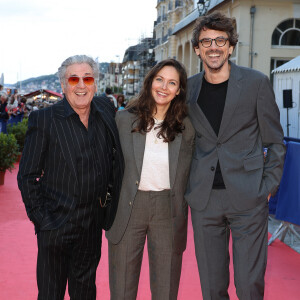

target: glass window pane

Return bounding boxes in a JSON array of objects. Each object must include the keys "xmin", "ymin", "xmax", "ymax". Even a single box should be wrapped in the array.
[
  {"xmin": 272, "ymin": 29, "xmax": 281, "ymax": 45},
  {"xmin": 281, "ymin": 30, "xmax": 300, "ymax": 46},
  {"xmin": 296, "ymin": 19, "xmax": 300, "ymax": 29},
  {"xmin": 278, "ymin": 19, "xmax": 294, "ymax": 31}
]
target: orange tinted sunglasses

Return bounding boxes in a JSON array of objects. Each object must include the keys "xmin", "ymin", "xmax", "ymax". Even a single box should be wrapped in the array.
[{"xmin": 67, "ymin": 76, "xmax": 95, "ymax": 86}]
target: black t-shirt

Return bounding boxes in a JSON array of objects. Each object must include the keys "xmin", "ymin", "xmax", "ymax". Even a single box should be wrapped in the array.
[{"xmin": 197, "ymin": 77, "xmax": 228, "ymax": 189}]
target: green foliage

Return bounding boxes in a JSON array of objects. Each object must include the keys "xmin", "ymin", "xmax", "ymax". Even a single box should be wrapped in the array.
[
  {"xmin": 112, "ymin": 86, "xmax": 123, "ymax": 94},
  {"xmin": 7, "ymin": 118, "xmax": 28, "ymax": 152},
  {"xmin": 0, "ymin": 133, "xmax": 19, "ymax": 172}
]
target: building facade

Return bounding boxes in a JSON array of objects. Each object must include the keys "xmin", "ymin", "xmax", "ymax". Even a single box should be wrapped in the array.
[
  {"xmin": 154, "ymin": 0, "xmax": 300, "ymax": 80},
  {"xmin": 122, "ymin": 38, "xmax": 155, "ymax": 97},
  {"xmin": 155, "ymin": 0, "xmax": 196, "ymax": 62}
]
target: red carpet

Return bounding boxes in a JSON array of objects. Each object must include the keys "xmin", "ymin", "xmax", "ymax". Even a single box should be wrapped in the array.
[{"xmin": 1, "ymin": 164, "xmax": 300, "ymax": 299}]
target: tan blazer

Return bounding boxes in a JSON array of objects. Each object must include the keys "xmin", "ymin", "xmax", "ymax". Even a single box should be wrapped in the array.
[{"xmin": 106, "ymin": 110, "xmax": 195, "ymax": 253}]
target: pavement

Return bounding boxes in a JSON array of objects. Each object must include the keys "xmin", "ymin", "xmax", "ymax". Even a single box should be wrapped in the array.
[{"xmin": 268, "ymin": 216, "xmax": 300, "ymax": 253}]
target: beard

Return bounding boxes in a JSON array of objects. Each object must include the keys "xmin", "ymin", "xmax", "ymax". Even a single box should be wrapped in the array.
[{"xmin": 199, "ymin": 50, "xmax": 230, "ymax": 72}]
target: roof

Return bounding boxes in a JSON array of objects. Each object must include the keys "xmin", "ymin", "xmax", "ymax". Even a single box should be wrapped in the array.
[
  {"xmin": 272, "ymin": 56, "xmax": 300, "ymax": 73},
  {"xmin": 172, "ymin": 0, "xmax": 225, "ymax": 35},
  {"xmin": 23, "ymin": 89, "xmax": 63, "ymax": 99}
]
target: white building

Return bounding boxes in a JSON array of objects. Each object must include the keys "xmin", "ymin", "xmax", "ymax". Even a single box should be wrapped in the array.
[{"xmin": 273, "ymin": 56, "xmax": 300, "ymax": 138}]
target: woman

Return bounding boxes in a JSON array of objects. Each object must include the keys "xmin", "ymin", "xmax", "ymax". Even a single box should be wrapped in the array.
[
  {"xmin": 116, "ymin": 94, "xmax": 126, "ymax": 110},
  {"xmin": 106, "ymin": 59, "xmax": 195, "ymax": 300}
]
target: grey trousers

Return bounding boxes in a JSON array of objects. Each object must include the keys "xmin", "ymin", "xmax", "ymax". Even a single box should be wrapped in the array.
[
  {"xmin": 191, "ymin": 189, "xmax": 269, "ymax": 300},
  {"xmin": 109, "ymin": 190, "xmax": 183, "ymax": 300}
]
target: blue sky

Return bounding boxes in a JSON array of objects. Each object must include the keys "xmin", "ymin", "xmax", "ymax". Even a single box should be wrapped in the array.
[{"xmin": 0, "ymin": 0, "xmax": 157, "ymax": 83}]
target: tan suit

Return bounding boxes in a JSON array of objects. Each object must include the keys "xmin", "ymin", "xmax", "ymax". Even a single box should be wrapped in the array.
[{"xmin": 106, "ymin": 110, "xmax": 195, "ymax": 299}]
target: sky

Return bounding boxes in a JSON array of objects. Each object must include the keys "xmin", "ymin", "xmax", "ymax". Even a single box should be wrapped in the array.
[{"xmin": 0, "ymin": 0, "xmax": 157, "ymax": 84}]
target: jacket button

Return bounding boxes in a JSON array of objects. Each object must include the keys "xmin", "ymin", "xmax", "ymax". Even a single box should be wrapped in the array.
[
  {"xmin": 129, "ymin": 201, "xmax": 132, "ymax": 206},
  {"xmin": 211, "ymin": 166, "xmax": 215, "ymax": 171},
  {"xmin": 135, "ymin": 180, "xmax": 139, "ymax": 185}
]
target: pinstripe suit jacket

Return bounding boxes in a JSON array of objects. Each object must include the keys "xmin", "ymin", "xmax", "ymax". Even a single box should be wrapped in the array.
[
  {"xmin": 17, "ymin": 96, "xmax": 124, "ymax": 232},
  {"xmin": 106, "ymin": 110, "xmax": 195, "ymax": 253}
]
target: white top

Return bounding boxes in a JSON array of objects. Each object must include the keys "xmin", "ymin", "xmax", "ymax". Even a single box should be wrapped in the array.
[{"xmin": 138, "ymin": 120, "xmax": 170, "ymax": 191}]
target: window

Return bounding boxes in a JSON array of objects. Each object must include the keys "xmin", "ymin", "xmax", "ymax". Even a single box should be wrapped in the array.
[
  {"xmin": 272, "ymin": 19, "xmax": 300, "ymax": 46},
  {"xmin": 270, "ymin": 58, "xmax": 290, "ymax": 86}
]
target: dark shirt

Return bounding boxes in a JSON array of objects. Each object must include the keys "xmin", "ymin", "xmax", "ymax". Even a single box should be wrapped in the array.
[
  {"xmin": 198, "ymin": 77, "xmax": 228, "ymax": 189},
  {"xmin": 0, "ymin": 102, "xmax": 9, "ymax": 120},
  {"xmin": 64, "ymin": 99, "xmax": 113, "ymax": 226}
]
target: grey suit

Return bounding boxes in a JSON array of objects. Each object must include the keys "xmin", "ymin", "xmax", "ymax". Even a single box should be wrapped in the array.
[
  {"xmin": 106, "ymin": 110, "xmax": 195, "ymax": 299},
  {"xmin": 185, "ymin": 62, "xmax": 285, "ymax": 300}
]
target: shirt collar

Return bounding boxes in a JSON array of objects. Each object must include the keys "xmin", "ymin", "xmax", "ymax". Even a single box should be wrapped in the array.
[
  {"xmin": 63, "ymin": 97, "xmax": 76, "ymax": 118},
  {"xmin": 63, "ymin": 97, "xmax": 97, "ymax": 118}
]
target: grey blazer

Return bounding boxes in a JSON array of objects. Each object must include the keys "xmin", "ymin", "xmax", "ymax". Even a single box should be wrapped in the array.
[
  {"xmin": 185, "ymin": 62, "xmax": 286, "ymax": 212},
  {"xmin": 106, "ymin": 110, "xmax": 195, "ymax": 253}
]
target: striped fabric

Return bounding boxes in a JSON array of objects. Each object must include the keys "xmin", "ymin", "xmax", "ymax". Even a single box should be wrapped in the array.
[{"xmin": 17, "ymin": 96, "xmax": 124, "ymax": 299}]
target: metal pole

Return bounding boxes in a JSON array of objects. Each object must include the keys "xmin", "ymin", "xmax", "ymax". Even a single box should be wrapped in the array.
[
  {"xmin": 249, "ymin": 6, "xmax": 256, "ymax": 68},
  {"xmin": 287, "ymin": 108, "xmax": 290, "ymax": 137}
]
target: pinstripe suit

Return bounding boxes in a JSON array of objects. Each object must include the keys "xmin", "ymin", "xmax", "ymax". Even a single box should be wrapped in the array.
[{"xmin": 18, "ymin": 96, "xmax": 124, "ymax": 299}]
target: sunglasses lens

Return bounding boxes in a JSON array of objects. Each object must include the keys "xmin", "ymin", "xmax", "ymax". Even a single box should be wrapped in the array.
[
  {"xmin": 68, "ymin": 76, "xmax": 80, "ymax": 86},
  {"xmin": 83, "ymin": 77, "xmax": 95, "ymax": 85}
]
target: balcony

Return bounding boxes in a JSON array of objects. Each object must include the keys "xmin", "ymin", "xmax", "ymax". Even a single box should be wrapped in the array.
[
  {"xmin": 162, "ymin": 34, "xmax": 169, "ymax": 43},
  {"xmin": 175, "ymin": 0, "xmax": 183, "ymax": 8}
]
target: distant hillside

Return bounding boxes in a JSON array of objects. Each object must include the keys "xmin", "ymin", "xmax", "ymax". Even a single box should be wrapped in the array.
[
  {"xmin": 15, "ymin": 73, "xmax": 62, "ymax": 95},
  {"xmin": 14, "ymin": 62, "xmax": 110, "ymax": 95}
]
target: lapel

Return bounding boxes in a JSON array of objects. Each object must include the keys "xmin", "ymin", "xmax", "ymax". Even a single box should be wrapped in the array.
[
  {"xmin": 93, "ymin": 99, "xmax": 118, "ymax": 146},
  {"xmin": 189, "ymin": 72, "xmax": 217, "ymax": 138},
  {"xmin": 130, "ymin": 113, "xmax": 182, "ymax": 187},
  {"xmin": 168, "ymin": 132, "xmax": 182, "ymax": 189},
  {"xmin": 52, "ymin": 99, "xmax": 78, "ymax": 182},
  {"xmin": 218, "ymin": 62, "xmax": 243, "ymax": 139},
  {"xmin": 132, "ymin": 117, "xmax": 146, "ymax": 178}
]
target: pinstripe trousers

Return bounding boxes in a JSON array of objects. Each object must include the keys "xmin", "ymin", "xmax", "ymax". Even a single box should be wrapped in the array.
[
  {"xmin": 109, "ymin": 190, "xmax": 183, "ymax": 300},
  {"xmin": 36, "ymin": 213, "xmax": 102, "ymax": 300}
]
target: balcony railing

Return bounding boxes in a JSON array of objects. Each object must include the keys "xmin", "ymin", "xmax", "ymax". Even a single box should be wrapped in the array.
[{"xmin": 162, "ymin": 34, "xmax": 169, "ymax": 43}]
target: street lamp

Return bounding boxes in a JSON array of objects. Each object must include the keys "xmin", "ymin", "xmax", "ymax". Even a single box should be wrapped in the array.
[{"xmin": 197, "ymin": 0, "xmax": 211, "ymax": 16}]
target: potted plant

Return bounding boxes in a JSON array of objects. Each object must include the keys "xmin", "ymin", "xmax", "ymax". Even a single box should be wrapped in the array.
[
  {"xmin": 7, "ymin": 118, "xmax": 28, "ymax": 159},
  {"xmin": 0, "ymin": 133, "xmax": 19, "ymax": 185}
]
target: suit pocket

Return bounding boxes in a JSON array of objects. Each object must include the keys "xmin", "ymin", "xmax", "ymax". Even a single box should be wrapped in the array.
[{"xmin": 243, "ymin": 154, "xmax": 264, "ymax": 171}]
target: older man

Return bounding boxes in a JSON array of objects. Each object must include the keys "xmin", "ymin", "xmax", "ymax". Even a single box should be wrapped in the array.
[{"xmin": 18, "ymin": 55, "xmax": 124, "ymax": 300}]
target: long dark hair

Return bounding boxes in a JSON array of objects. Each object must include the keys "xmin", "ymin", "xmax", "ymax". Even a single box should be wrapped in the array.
[{"xmin": 128, "ymin": 59, "xmax": 188, "ymax": 142}]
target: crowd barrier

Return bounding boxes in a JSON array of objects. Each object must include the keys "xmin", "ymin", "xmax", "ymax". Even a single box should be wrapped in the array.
[{"xmin": 268, "ymin": 137, "xmax": 300, "ymax": 245}]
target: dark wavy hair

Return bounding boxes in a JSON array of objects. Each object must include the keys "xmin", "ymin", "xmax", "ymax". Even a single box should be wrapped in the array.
[
  {"xmin": 191, "ymin": 11, "xmax": 238, "ymax": 49},
  {"xmin": 128, "ymin": 59, "xmax": 187, "ymax": 143}
]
